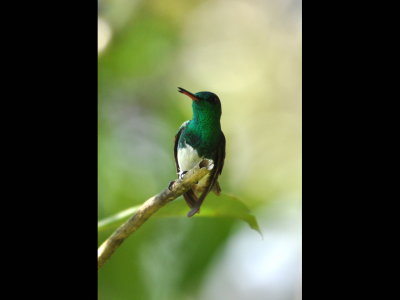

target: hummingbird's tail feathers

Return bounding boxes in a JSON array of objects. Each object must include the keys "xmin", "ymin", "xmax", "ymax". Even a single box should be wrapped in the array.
[
  {"xmin": 212, "ymin": 180, "xmax": 221, "ymax": 195},
  {"xmin": 183, "ymin": 189, "xmax": 198, "ymax": 208},
  {"xmin": 187, "ymin": 174, "xmax": 222, "ymax": 217},
  {"xmin": 187, "ymin": 206, "xmax": 200, "ymax": 217},
  {"xmin": 187, "ymin": 178, "xmax": 214, "ymax": 218}
]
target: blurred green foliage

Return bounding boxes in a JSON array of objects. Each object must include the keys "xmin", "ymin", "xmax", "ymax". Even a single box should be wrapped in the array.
[
  {"xmin": 98, "ymin": 193, "xmax": 261, "ymax": 234},
  {"xmin": 98, "ymin": 0, "xmax": 301, "ymax": 299}
]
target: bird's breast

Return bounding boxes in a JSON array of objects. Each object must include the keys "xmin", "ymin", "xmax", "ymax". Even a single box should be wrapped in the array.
[
  {"xmin": 178, "ymin": 143, "xmax": 212, "ymax": 191},
  {"xmin": 177, "ymin": 143, "xmax": 202, "ymax": 176}
]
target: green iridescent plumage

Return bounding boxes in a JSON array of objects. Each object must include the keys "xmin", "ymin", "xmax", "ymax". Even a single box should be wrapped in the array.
[
  {"xmin": 174, "ymin": 88, "xmax": 226, "ymax": 217},
  {"xmin": 178, "ymin": 92, "xmax": 223, "ymax": 158}
]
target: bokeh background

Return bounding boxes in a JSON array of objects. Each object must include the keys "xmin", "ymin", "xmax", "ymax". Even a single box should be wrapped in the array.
[{"xmin": 98, "ymin": 0, "xmax": 301, "ymax": 299}]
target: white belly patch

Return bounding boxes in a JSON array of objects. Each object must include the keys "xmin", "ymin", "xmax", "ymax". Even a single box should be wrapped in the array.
[
  {"xmin": 177, "ymin": 143, "xmax": 202, "ymax": 176},
  {"xmin": 177, "ymin": 143, "xmax": 215, "ymax": 190}
]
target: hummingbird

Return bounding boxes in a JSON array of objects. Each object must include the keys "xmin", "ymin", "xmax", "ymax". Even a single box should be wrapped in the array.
[{"xmin": 174, "ymin": 87, "xmax": 226, "ymax": 217}]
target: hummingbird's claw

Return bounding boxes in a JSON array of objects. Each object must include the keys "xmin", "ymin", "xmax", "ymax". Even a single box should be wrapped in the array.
[
  {"xmin": 199, "ymin": 159, "xmax": 214, "ymax": 170},
  {"xmin": 179, "ymin": 171, "xmax": 188, "ymax": 180},
  {"xmin": 168, "ymin": 180, "xmax": 176, "ymax": 191}
]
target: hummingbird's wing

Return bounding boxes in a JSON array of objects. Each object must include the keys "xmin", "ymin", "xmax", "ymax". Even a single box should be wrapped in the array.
[
  {"xmin": 174, "ymin": 121, "xmax": 198, "ymax": 208},
  {"xmin": 212, "ymin": 131, "xmax": 226, "ymax": 195},
  {"xmin": 173, "ymin": 126, "xmax": 183, "ymax": 174},
  {"xmin": 217, "ymin": 132, "xmax": 226, "ymax": 175},
  {"xmin": 173, "ymin": 121, "xmax": 189, "ymax": 174},
  {"xmin": 187, "ymin": 132, "xmax": 226, "ymax": 217}
]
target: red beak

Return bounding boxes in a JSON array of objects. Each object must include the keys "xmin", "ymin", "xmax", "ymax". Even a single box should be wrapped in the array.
[{"xmin": 178, "ymin": 87, "xmax": 198, "ymax": 101}]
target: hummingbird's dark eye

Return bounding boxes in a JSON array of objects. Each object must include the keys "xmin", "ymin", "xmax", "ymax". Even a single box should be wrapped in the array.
[
  {"xmin": 211, "ymin": 95, "xmax": 220, "ymax": 103},
  {"xmin": 205, "ymin": 94, "xmax": 217, "ymax": 103},
  {"xmin": 205, "ymin": 96, "xmax": 214, "ymax": 103}
]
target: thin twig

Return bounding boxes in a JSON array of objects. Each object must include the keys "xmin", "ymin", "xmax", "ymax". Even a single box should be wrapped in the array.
[{"xmin": 98, "ymin": 160, "xmax": 212, "ymax": 270}]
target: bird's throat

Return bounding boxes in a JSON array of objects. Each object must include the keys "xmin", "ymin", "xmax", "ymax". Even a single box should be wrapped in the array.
[{"xmin": 191, "ymin": 105, "xmax": 221, "ymax": 133}]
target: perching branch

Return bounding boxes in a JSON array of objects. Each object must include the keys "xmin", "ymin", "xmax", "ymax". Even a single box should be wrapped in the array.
[{"xmin": 98, "ymin": 160, "xmax": 212, "ymax": 270}]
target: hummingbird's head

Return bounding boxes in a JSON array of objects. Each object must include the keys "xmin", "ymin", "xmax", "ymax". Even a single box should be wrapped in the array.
[{"xmin": 178, "ymin": 87, "xmax": 221, "ymax": 114}]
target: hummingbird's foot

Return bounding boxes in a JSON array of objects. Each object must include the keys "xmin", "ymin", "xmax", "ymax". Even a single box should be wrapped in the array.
[
  {"xmin": 168, "ymin": 180, "xmax": 176, "ymax": 191},
  {"xmin": 179, "ymin": 171, "xmax": 188, "ymax": 180},
  {"xmin": 199, "ymin": 159, "xmax": 214, "ymax": 170}
]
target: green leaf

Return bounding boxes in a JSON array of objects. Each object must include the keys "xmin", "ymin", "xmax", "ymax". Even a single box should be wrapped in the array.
[
  {"xmin": 98, "ymin": 193, "xmax": 261, "ymax": 235},
  {"xmin": 157, "ymin": 193, "xmax": 261, "ymax": 234},
  {"xmin": 98, "ymin": 205, "xmax": 141, "ymax": 232}
]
